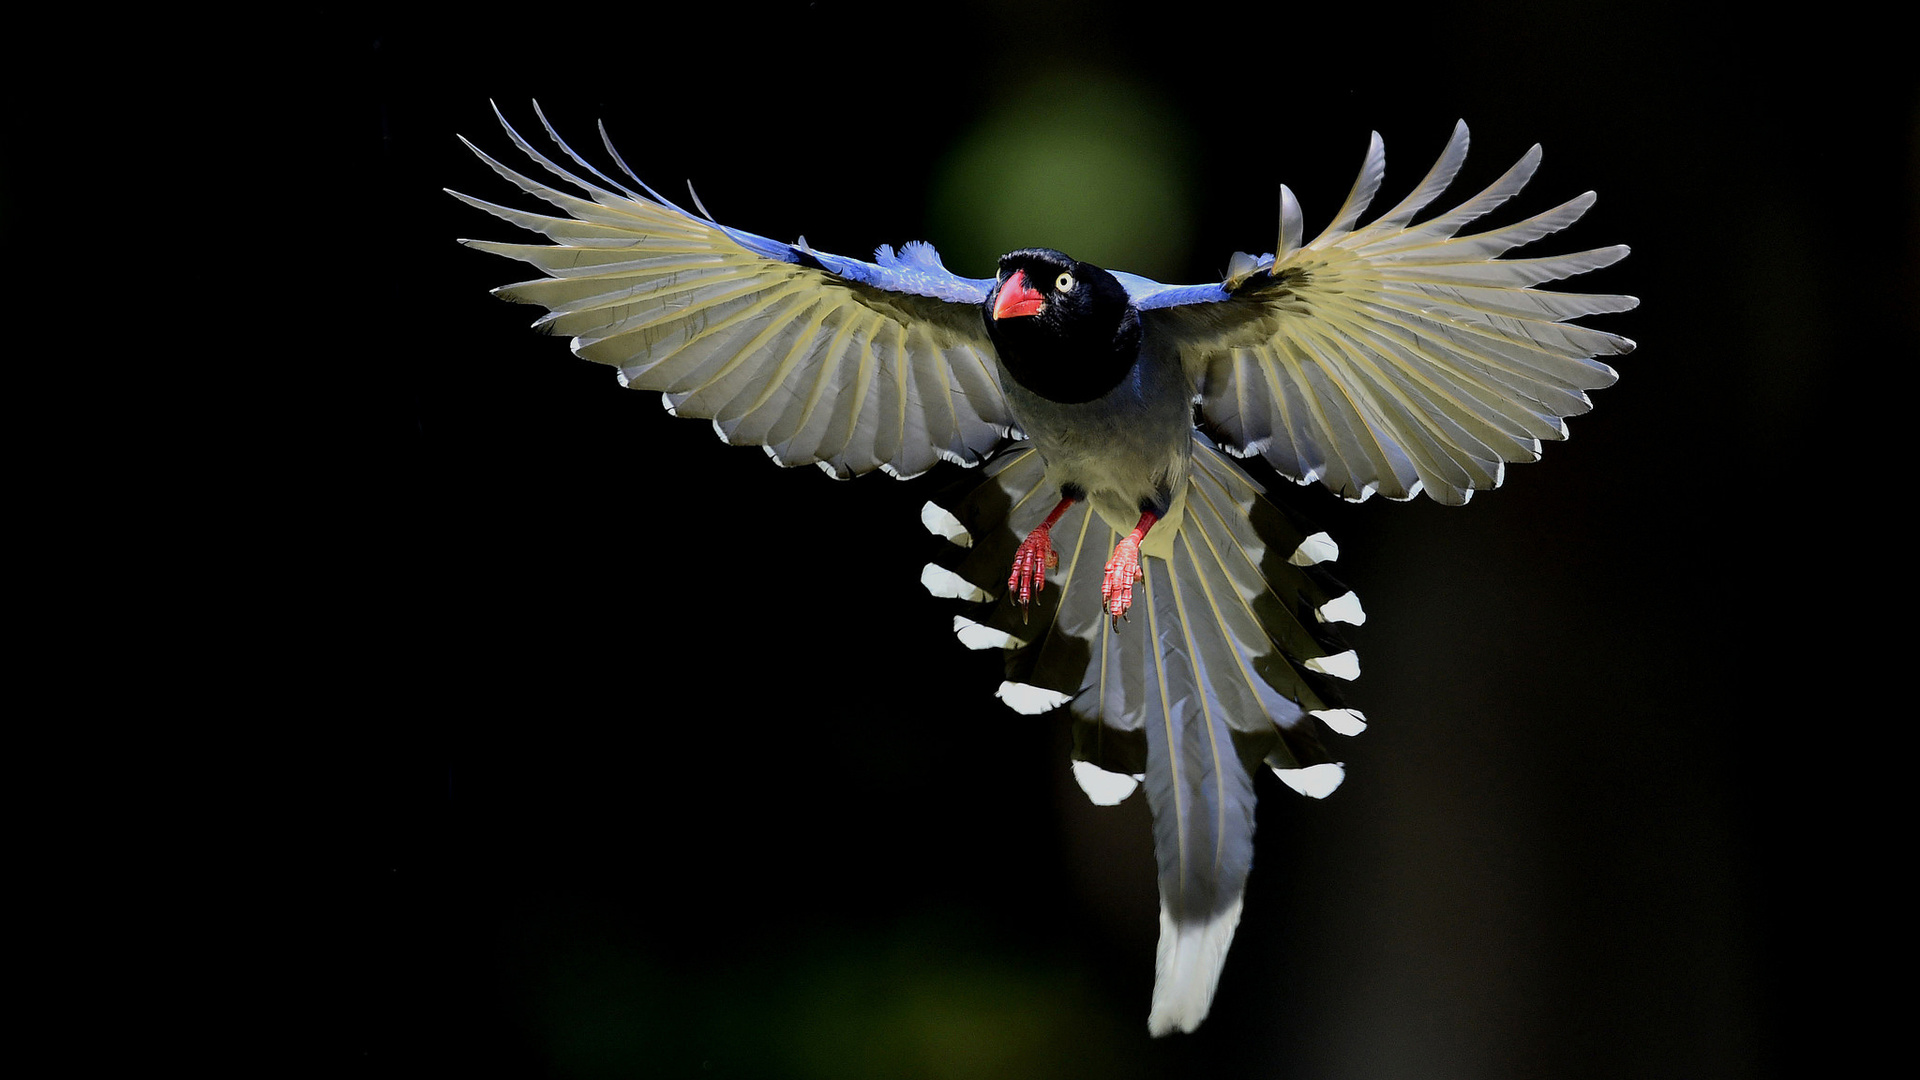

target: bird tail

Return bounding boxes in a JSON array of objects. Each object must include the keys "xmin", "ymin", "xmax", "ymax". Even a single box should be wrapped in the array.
[{"xmin": 921, "ymin": 438, "xmax": 1366, "ymax": 1034}]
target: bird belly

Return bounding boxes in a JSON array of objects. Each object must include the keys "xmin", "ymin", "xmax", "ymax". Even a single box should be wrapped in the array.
[{"xmin": 1002, "ymin": 372, "xmax": 1194, "ymax": 552}]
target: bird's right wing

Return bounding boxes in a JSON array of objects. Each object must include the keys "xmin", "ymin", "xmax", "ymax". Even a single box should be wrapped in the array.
[{"xmin": 451, "ymin": 103, "xmax": 1014, "ymax": 479}]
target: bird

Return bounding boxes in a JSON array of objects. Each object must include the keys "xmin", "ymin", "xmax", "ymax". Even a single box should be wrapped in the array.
[{"xmin": 451, "ymin": 102, "xmax": 1635, "ymax": 1036}]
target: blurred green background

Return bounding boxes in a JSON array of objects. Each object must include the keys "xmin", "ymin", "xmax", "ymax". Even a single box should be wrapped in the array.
[{"xmin": 325, "ymin": 3, "xmax": 1910, "ymax": 1077}]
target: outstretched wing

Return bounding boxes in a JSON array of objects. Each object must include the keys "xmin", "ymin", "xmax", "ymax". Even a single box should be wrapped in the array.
[
  {"xmin": 1140, "ymin": 121, "xmax": 1637, "ymax": 505},
  {"xmin": 451, "ymin": 103, "xmax": 1014, "ymax": 480}
]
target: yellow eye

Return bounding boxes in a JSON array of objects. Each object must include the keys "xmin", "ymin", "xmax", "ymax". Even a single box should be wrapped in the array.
[{"xmin": 1055, "ymin": 271, "xmax": 1075, "ymax": 292}]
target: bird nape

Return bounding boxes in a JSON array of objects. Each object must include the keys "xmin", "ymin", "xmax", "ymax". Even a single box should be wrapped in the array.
[{"xmin": 451, "ymin": 102, "xmax": 1635, "ymax": 1036}]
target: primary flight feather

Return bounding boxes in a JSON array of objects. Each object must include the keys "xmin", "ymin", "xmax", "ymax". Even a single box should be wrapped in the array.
[{"xmin": 453, "ymin": 102, "xmax": 1635, "ymax": 1035}]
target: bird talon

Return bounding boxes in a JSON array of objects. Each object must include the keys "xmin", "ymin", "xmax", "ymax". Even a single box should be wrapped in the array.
[
  {"xmin": 1101, "ymin": 535, "xmax": 1145, "ymax": 625},
  {"xmin": 1009, "ymin": 523, "xmax": 1056, "ymax": 612}
]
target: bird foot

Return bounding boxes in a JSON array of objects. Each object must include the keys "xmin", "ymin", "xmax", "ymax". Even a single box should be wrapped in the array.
[
  {"xmin": 1008, "ymin": 525, "xmax": 1059, "ymax": 618},
  {"xmin": 1102, "ymin": 536, "xmax": 1146, "ymax": 625}
]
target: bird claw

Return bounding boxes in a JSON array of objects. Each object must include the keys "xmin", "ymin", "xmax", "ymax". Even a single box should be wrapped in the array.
[
  {"xmin": 1009, "ymin": 525, "xmax": 1058, "ymax": 619},
  {"xmin": 1102, "ymin": 537, "xmax": 1145, "ymax": 626}
]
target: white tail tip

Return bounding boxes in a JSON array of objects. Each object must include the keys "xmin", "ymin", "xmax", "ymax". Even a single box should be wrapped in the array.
[
  {"xmin": 996, "ymin": 680, "xmax": 1071, "ymax": 715},
  {"xmin": 1069, "ymin": 759, "xmax": 1140, "ymax": 804},
  {"xmin": 1273, "ymin": 761, "xmax": 1346, "ymax": 799},
  {"xmin": 1147, "ymin": 898, "xmax": 1245, "ymax": 1036}
]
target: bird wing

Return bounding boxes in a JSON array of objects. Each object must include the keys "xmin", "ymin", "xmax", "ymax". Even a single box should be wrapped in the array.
[
  {"xmin": 1133, "ymin": 120, "xmax": 1637, "ymax": 505},
  {"xmin": 450, "ymin": 104, "xmax": 1014, "ymax": 479}
]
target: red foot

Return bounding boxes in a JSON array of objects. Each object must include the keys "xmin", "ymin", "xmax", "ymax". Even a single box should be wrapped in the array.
[
  {"xmin": 1102, "ymin": 511, "xmax": 1159, "ymax": 626},
  {"xmin": 1009, "ymin": 525, "xmax": 1058, "ymax": 612},
  {"xmin": 1008, "ymin": 496, "xmax": 1079, "ymax": 616},
  {"xmin": 1102, "ymin": 537, "xmax": 1145, "ymax": 622}
]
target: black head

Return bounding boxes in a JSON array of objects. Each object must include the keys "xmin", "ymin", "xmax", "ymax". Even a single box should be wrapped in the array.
[{"xmin": 984, "ymin": 248, "xmax": 1142, "ymax": 404}]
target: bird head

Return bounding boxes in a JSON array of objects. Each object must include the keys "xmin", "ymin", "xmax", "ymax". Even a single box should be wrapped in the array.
[{"xmin": 985, "ymin": 248, "xmax": 1141, "ymax": 404}]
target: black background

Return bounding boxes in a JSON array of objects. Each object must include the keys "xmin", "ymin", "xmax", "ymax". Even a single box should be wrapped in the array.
[{"xmin": 243, "ymin": 3, "xmax": 1909, "ymax": 1077}]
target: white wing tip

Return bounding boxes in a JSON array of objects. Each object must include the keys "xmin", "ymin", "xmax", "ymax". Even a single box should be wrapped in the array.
[
  {"xmin": 920, "ymin": 501, "xmax": 972, "ymax": 546},
  {"xmin": 1311, "ymin": 707, "xmax": 1369, "ymax": 737},
  {"xmin": 1148, "ymin": 899, "xmax": 1245, "ymax": 1037},
  {"xmin": 1272, "ymin": 761, "xmax": 1346, "ymax": 799},
  {"xmin": 936, "ymin": 446, "xmax": 982, "ymax": 469},
  {"xmin": 921, "ymin": 564, "xmax": 989, "ymax": 602},
  {"xmin": 995, "ymin": 680, "xmax": 1070, "ymax": 715},
  {"xmin": 1289, "ymin": 532, "xmax": 1339, "ymax": 566},
  {"xmin": 1314, "ymin": 590, "xmax": 1366, "ymax": 625},
  {"xmin": 1069, "ymin": 759, "xmax": 1140, "ymax": 805},
  {"xmin": 1305, "ymin": 649, "xmax": 1361, "ymax": 680}
]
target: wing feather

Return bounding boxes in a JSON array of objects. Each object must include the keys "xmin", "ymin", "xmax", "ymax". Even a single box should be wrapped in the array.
[
  {"xmin": 1353, "ymin": 119, "xmax": 1472, "ymax": 238},
  {"xmin": 1152, "ymin": 122, "xmax": 1634, "ymax": 503},
  {"xmin": 1311, "ymin": 131, "xmax": 1387, "ymax": 243},
  {"xmin": 452, "ymin": 105, "xmax": 1012, "ymax": 478}
]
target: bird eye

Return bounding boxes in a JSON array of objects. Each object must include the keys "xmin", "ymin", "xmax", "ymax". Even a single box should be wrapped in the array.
[{"xmin": 1055, "ymin": 272, "xmax": 1075, "ymax": 292}]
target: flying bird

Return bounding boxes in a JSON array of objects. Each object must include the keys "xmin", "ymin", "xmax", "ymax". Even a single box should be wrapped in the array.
[{"xmin": 451, "ymin": 103, "xmax": 1635, "ymax": 1035}]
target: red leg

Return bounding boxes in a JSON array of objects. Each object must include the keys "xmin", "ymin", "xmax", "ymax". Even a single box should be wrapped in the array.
[
  {"xmin": 1009, "ymin": 496, "xmax": 1077, "ymax": 616},
  {"xmin": 1102, "ymin": 511, "xmax": 1159, "ymax": 625}
]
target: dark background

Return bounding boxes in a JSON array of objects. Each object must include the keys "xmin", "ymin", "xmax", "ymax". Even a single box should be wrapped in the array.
[{"xmin": 307, "ymin": 3, "xmax": 1910, "ymax": 1077}]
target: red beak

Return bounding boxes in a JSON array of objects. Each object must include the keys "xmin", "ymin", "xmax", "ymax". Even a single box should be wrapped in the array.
[{"xmin": 992, "ymin": 269, "xmax": 1046, "ymax": 320}]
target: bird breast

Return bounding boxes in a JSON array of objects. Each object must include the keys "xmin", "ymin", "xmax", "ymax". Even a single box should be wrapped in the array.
[{"xmin": 999, "ymin": 348, "xmax": 1196, "ymax": 547}]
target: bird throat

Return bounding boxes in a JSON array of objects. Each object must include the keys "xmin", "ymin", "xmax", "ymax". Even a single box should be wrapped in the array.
[{"xmin": 990, "ymin": 312, "xmax": 1142, "ymax": 405}]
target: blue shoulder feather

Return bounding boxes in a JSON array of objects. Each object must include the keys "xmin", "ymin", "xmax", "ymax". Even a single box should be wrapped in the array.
[
  {"xmin": 1113, "ymin": 271, "xmax": 1233, "ymax": 310},
  {"xmin": 715, "ymin": 223, "xmax": 995, "ymax": 305}
]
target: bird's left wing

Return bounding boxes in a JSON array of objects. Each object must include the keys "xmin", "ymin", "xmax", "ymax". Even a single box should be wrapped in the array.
[
  {"xmin": 1133, "ymin": 121, "xmax": 1637, "ymax": 505},
  {"xmin": 451, "ymin": 104, "xmax": 1014, "ymax": 479}
]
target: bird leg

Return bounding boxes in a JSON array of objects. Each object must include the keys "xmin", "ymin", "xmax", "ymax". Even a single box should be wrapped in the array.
[
  {"xmin": 1009, "ymin": 495, "xmax": 1078, "ymax": 618},
  {"xmin": 1102, "ymin": 511, "xmax": 1159, "ymax": 626}
]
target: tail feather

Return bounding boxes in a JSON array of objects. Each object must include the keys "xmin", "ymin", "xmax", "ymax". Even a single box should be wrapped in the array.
[
  {"xmin": 922, "ymin": 437, "xmax": 1365, "ymax": 1034},
  {"xmin": 1150, "ymin": 898, "xmax": 1245, "ymax": 1036}
]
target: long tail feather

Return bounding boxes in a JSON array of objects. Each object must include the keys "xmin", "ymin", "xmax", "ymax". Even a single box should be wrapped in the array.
[{"xmin": 923, "ymin": 438, "xmax": 1364, "ymax": 1033}]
